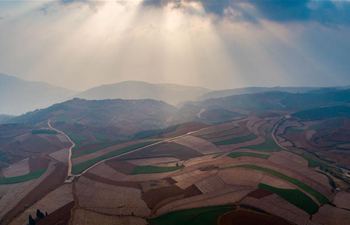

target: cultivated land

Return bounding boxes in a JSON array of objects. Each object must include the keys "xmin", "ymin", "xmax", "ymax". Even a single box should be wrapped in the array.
[{"xmin": 1, "ymin": 113, "xmax": 350, "ymax": 225}]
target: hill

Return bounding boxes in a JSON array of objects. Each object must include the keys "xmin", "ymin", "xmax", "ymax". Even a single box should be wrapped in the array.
[
  {"xmin": 76, "ymin": 81, "xmax": 209, "ymax": 105},
  {"xmin": 0, "ymin": 74, "xmax": 76, "ymax": 115}
]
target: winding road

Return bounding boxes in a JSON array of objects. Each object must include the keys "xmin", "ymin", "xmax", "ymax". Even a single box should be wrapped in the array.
[{"xmin": 48, "ymin": 120, "xmax": 74, "ymax": 181}]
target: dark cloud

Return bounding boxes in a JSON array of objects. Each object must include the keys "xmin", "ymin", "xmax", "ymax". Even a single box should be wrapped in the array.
[{"xmin": 141, "ymin": 0, "xmax": 350, "ymax": 25}]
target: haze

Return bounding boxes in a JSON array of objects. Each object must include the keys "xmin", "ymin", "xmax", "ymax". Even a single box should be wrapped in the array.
[{"xmin": 0, "ymin": 0, "xmax": 349, "ymax": 91}]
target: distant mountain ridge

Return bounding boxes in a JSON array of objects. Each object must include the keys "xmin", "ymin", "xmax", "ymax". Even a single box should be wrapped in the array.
[
  {"xmin": 76, "ymin": 80, "xmax": 210, "ymax": 106},
  {"xmin": 0, "ymin": 74, "xmax": 76, "ymax": 115}
]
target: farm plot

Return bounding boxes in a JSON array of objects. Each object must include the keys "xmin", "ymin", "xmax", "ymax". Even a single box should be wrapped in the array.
[
  {"xmin": 149, "ymin": 205, "xmax": 234, "ymax": 225},
  {"xmin": 0, "ymin": 168, "xmax": 47, "ymax": 185},
  {"xmin": 213, "ymin": 133, "xmax": 257, "ymax": 146},
  {"xmin": 132, "ymin": 165, "xmax": 183, "ymax": 175},
  {"xmin": 72, "ymin": 141, "xmax": 157, "ymax": 174},
  {"xmin": 127, "ymin": 157, "xmax": 179, "ymax": 166},
  {"xmin": 76, "ymin": 176, "xmax": 150, "ymax": 217},
  {"xmin": 49, "ymin": 148, "xmax": 69, "ymax": 163},
  {"xmin": 244, "ymin": 138, "xmax": 282, "ymax": 152},
  {"xmin": 195, "ymin": 176, "xmax": 226, "ymax": 194},
  {"xmin": 142, "ymin": 184, "xmax": 201, "ymax": 210},
  {"xmin": 0, "ymin": 162, "xmax": 55, "ymax": 222},
  {"xmin": 73, "ymin": 140, "xmax": 157, "ymax": 165},
  {"xmin": 312, "ymin": 204, "xmax": 350, "ymax": 225},
  {"xmin": 258, "ymin": 183, "xmax": 319, "ymax": 214},
  {"xmin": 120, "ymin": 142, "xmax": 201, "ymax": 161},
  {"xmin": 173, "ymin": 169, "xmax": 216, "ymax": 189},
  {"xmin": 334, "ymin": 192, "xmax": 350, "ymax": 210},
  {"xmin": 155, "ymin": 188, "xmax": 252, "ymax": 216},
  {"xmin": 71, "ymin": 209, "xmax": 147, "ymax": 225},
  {"xmin": 172, "ymin": 135, "xmax": 220, "ymax": 154},
  {"xmin": 2, "ymin": 158, "xmax": 30, "ymax": 177},
  {"xmin": 232, "ymin": 164, "xmax": 329, "ymax": 205},
  {"xmin": 228, "ymin": 152, "xmax": 270, "ymax": 159},
  {"xmin": 9, "ymin": 184, "xmax": 73, "ymax": 225},
  {"xmin": 240, "ymin": 194, "xmax": 310, "ymax": 225}
]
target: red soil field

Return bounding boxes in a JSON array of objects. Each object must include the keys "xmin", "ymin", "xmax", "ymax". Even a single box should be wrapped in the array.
[
  {"xmin": 36, "ymin": 201, "xmax": 74, "ymax": 225},
  {"xmin": 105, "ymin": 160, "xmax": 136, "ymax": 174},
  {"xmin": 247, "ymin": 189, "xmax": 273, "ymax": 199},
  {"xmin": 83, "ymin": 172, "xmax": 140, "ymax": 189}
]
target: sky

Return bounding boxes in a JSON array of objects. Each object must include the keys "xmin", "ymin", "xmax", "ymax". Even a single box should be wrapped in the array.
[{"xmin": 0, "ymin": 0, "xmax": 349, "ymax": 91}]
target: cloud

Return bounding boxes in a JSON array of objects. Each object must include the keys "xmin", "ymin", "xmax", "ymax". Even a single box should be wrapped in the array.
[{"xmin": 141, "ymin": 0, "xmax": 350, "ymax": 26}]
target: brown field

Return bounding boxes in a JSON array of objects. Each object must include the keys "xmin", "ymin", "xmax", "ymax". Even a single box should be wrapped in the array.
[
  {"xmin": 76, "ymin": 176, "xmax": 150, "ymax": 216},
  {"xmin": 219, "ymin": 209, "xmax": 293, "ymax": 225},
  {"xmin": 142, "ymin": 184, "xmax": 201, "ymax": 210},
  {"xmin": 70, "ymin": 208, "xmax": 147, "ymax": 225},
  {"xmin": 72, "ymin": 140, "xmax": 145, "ymax": 165},
  {"xmin": 162, "ymin": 122, "xmax": 208, "ymax": 138},
  {"xmin": 9, "ymin": 184, "xmax": 73, "ymax": 225},
  {"xmin": 84, "ymin": 172, "xmax": 140, "ymax": 189},
  {"xmin": 241, "ymin": 194, "xmax": 310, "ymax": 225},
  {"xmin": 120, "ymin": 142, "xmax": 201, "ymax": 161},
  {"xmin": 333, "ymin": 192, "xmax": 350, "ymax": 210},
  {"xmin": 37, "ymin": 201, "xmax": 74, "ymax": 225},
  {"xmin": 140, "ymin": 179, "xmax": 172, "ymax": 192},
  {"xmin": 218, "ymin": 137, "xmax": 265, "ymax": 151},
  {"xmin": 247, "ymin": 189, "xmax": 273, "ymax": 199},
  {"xmin": 105, "ymin": 160, "xmax": 136, "ymax": 174},
  {"xmin": 49, "ymin": 148, "xmax": 69, "ymax": 163},
  {"xmin": 155, "ymin": 188, "xmax": 252, "ymax": 216},
  {"xmin": 172, "ymin": 135, "xmax": 220, "ymax": 154},
  {"xmin": 2, "ymin": 158, "xmax": 30, "ymax": 177},
  {"xmin": 127, "ymin": 157, "xmax": 179, "ymax": 166},
  {"xmin": 29, "ymin": 156, "xmax": 50, "ymax": 171},
  {"xmin": 312, "ymin": 204, "xmax": 350, "ymax": 225}
]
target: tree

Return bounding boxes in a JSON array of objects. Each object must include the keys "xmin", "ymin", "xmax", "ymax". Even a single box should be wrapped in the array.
[
  {"xmin": 36, "ymin": 209, "xmax": 45, "ymax": 219},
  {"xmin": 28, "ymin": 215, "xmax": 36, "ymax": 225}
]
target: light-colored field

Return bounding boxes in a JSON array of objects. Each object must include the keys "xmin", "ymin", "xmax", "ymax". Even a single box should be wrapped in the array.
[
  {"xmin": 334, "ymin": 191, "xmax": 350, "ymax": 210},
  {"xmin": 127, "ymin": 157, "xmax": 179, "ymax": 166},
  {"xmin": 71, "ymin": 208, "xmax": 147, "ymax": 225},
  {"xmin": 312, "ymin": 205, "xmax": 350, "ymax": 225},
  {"xmin": 195, "ymin": 175, "xmax": 227, "ymax": 193},
  {"xmin": 172, "ymin": 135, "xmax": 220, "ymax": 154},
  {"xmin": 49, "ymin": 148, "xmax": 69, "ymax": 163},
  {"xmin": 0, "ymin": 162, "xmax": 55, "ymax": 219},
  {"xmin": 268, "ymin": 151, "xmax": 308, "ymax": 169},
  {"xmin": 155, "ymin": 187, "xmax": 251, "ymax": 216},
  {"xmin": 2, "ymin": 158, "xmax": 30, "ymax": 177},
  {"xmin": 241, "ymin": 194, "xmax": 310, "ymax": 225},
  {"xmin": 173, "ymin": 169, "xmax": 216, "ymax": 189},
  {"xmin": 76, "ymin": 176, "xmax": 150, "ymax": 216},
  {"xmin": 9, "ymin": 184, "xmax": 73, "ymax": 225}
]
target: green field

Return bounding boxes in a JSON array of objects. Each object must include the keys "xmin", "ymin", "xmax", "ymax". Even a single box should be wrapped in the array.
[
  {"xmin": 0, "ymin": 169, "xmax": 47, "ymax": 185},
  {"xmin": 233, "ymin": 164, "xmax": 329, "ymax": 205},
  {"xmin": 214, "ymin": 134, "xmax": 257, "ymax": 146},
  {"xmin": 31, "ymin": 129, "xmax": 58, "ymax": 135},
  {"xmin": 72, "ymin": 141, "xmax": 157, "ymax": 174},
  {"xmin": 228, "ymin": 152, "xmax": 270, "ymax": 159},
  {"xmin": 149, "ymin": 205, "xmax": 234, "ymax": 225},
  {"xmin": 259, "ymin": 183, "xmax": 319, "ymax": 214},
  {"xmin": 132, "ymin": 165, "xmax": 183, "ymax": 174},
  {"xmin": 244, "ymin": 138, "xmax": 281, "ymax": 152}
]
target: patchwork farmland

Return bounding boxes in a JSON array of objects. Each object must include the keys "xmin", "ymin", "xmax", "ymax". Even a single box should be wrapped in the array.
[{"xmin": 1, "ymin": 115, "xmax": 350, "ymax": 225}]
